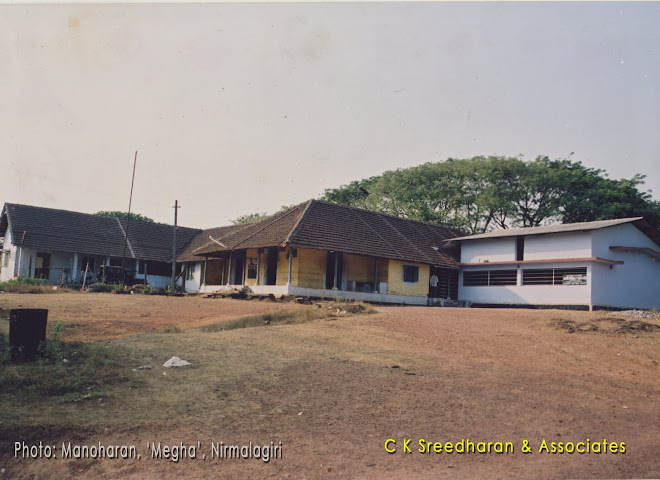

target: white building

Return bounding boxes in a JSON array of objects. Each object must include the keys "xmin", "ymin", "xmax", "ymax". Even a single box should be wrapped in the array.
[
  {"xmin": 451, "ymin": 217, "xmax": 660, "ymax": 310},
  {"xmin": 0, "ymin": 203, "xmax": 201, "ymax": 289}
]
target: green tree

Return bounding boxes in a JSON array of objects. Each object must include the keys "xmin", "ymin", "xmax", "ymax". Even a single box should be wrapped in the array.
[
  {"xmin": 322, "ymin": 176, "xmax": 380, "ymax": 209},
  {"xmin": 230, "ymin": 212, "xmax": 268, "ymax": 224},
  {"xmin": 94, "ymin": 211, "xmax": 154, "ymax": 223},
  {"xmin": 319, "ymin": 155, "xmax": 660, "ymax": 232}
]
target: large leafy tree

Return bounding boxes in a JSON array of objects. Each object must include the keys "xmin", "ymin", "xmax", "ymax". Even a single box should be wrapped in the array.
[{"xmin": 321, "ymin": 156, "xmax": 660, "ymax": 232}]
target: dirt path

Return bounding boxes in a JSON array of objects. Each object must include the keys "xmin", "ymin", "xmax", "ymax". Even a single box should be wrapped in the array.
[{"xmin": 1, "ymin": 294, "xmax": 658, "ymax": 479}]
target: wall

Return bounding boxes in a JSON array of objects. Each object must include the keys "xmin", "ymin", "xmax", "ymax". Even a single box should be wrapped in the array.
[
  {"xmin": 461, "ymin": 238, "xmax": 516, "ymax": 263},
  {"xmin": 590, "ymin": 225, "xmax": 660, "ymax": 309},
  {"xmin": 0, "ymin": 228, "xmax": 15, "ymax": 281},
  {"xmin": 386, "ymin": 260, "xmax": 429, "ymax": 297},
  {"xmin": 276, "ymin": 248, "xmax": 298, "ymax": 285},
  {"xmin": 296, "ymin": 248, "xmax": 326, "ymax": 289},
  {"xmin": 524, "ymin": 232, "xmax": 592, "ymax": 260},
  {"xmin": 48, "ymin": 251, "xmax": 75, "ymax": 284},
  {"xmin": 459, "ymin": 262, "xmax": 591, "ymax": 306}
]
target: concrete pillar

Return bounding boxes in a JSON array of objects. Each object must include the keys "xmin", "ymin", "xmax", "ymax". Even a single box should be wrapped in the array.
[
  {"xmin": 227, "ymin": 253, "xmax": 233, "ymax": 285},
  {"xmin": 333, "ymin": 253, "xmax": 339, "ymax": 290},
  {"xmin": 287, "ymin": 248, "xmax": 293, "ymax": 285},
  {"xmin": 72, "ymin": 253, "xmax": 79, "ymax": 282},
  {"xmin": 256, "ymin": 250, "xmax": 261, "ymax": 286}
]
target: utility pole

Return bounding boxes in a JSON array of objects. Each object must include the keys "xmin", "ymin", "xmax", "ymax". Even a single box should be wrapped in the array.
[
  {"xmin": 171, "ymin": 200, "xmax": 180, "ymax": 292},
  {"xmin": 121, "ymin": 151, "xmax": 138, "ymax": 285}
]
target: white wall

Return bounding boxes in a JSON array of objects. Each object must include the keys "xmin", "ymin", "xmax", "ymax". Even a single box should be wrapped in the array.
[
  {"xmin": 524, "ymin": 232, "xmax": 592, "ymax": 260},
  {"xmin": 0, "ymin": 228, "xmax": 15, "ymax": 281},
  {"xmin": 182, "ymin": 262, "xmax": 202, "ymax": 293},
  {"xmin": 461, "ymin": 238, "xmax": 516, "ymax": 263},
  {"xmin": 590, "ymin": 225, "xmax": 660, "ymax": 309},
  {"xmin": 459, "ymin": 263, "xmax": 592, "ymax": 307}
]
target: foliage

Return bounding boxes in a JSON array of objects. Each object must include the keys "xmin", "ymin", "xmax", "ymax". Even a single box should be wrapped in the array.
[
  {"xmin": 161, "ymin": 324, "xmax": 182, "ymax": 334},
  {"xmin": 94, "ymin": 211, "xmax": 154, "ymax": 223},
  {"xmin": 230, "ymin": 205, "xmax": 296, "ymax": 225},
  {"xmin": 230, "ymin": 212, "xmax": 268, "ymax": 224},
  {"xmin": 321, "ymin": 156, "xmax": 660, "ymax": 233},
  {"xmin": 0, "ymin": 276, "xmax": 57, "ymax": 293}
]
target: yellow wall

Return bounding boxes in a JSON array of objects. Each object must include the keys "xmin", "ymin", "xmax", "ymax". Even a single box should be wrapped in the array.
[
  {"xmin": 276, "ymin": 248, "xmax": 299, "ymax": 285},
  {"xmin": 387, "ymin": 260, "xmax": 429, "ymax": 297},
  {"xmin": 297, "ymin": 249, "xmax": 326, "ymax": 288}
]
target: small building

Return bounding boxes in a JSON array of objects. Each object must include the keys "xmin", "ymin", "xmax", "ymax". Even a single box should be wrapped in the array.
[
  {"xmin": 450, "ymin": 217, "xmax": 660, "ymax": 310},
  {"xmin": 0, "ymin": 203, "xmax": 201, "ymax": 288},
  {"xmin": 177, "ymin": 200, "xmax": 462, "ymax": 305}
]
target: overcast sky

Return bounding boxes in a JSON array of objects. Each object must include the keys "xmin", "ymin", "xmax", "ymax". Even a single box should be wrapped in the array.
[{"xmin": 1, "ymin": 2, "xmax": 659, "ymax": 228}]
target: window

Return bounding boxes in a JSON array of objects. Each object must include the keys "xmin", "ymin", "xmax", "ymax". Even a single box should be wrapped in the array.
[
  {"xmin": 185, "ymin": 264, "xmax": 195, "ymax": 281},
  {"xmin": 403, "ymin": 264, "xmax": 419, "ymax": 283},
  {"xmin": 522, "ymin": 267, "xmax": 587, "ymax": 286},
  {"xmin": 463, "ymin": 270, "xmax": 517, "ymax": 287},
  {"xmin": 141, "ymin": 261, "xmax": 172, "ymax": 277},
  {"xmin": 516, "ymin": 236, "xmax": 524, "ymax": 261}
]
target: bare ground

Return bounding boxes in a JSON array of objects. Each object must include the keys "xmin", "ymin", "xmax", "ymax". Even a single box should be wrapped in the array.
[{"xmin": 0, "ymin": 292, "xmax": 658, "ymax": 479}]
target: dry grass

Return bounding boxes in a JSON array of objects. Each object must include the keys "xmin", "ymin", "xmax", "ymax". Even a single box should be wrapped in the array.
[
  {"xmin": 201, "ymin": 301, "xmax": 375, "ymax": 332},
  {"xmin": 0, "ymin": 295, "xmax": 658, "ymax": 479}
]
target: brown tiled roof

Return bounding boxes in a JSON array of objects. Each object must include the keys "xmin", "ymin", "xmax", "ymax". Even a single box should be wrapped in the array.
[
  {"xmin": 189, "ymin": 202, "xmax": 309, "ymax": 257},
  {"xmin": 185, "ymin": 200, "xmax": 461, "ymax": 268},
  {"xmin": 176, "ymin": 223, "xmax": 253, "ymax": 262}
]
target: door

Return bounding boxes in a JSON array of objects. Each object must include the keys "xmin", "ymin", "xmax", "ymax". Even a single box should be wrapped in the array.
[
  {"xmin": 35, "ymin": 253, "xmax": 51, "ymax": 279},
  {"xmin": 325, "ymin": 251, "xmax": 343, "ymax": 289},
  {"xmin": 232, "ymin": 252, "xmax": 246, "ymax": 285},
  {"xmin": 265, "ymin": 247, "xmax": 278, "ymax": 285}
]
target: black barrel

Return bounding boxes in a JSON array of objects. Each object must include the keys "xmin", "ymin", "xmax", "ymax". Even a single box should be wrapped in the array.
[{"xmin": 9, "ymin": 309, "xmax": 48, "ymax": 360}]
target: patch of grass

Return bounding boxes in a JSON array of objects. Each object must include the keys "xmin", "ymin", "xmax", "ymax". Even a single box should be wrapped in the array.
[
  {"xmin": 161, "ymin": 324, "xmax": 182, "ymax": 334},
  {"xmin": 201, "ymin": 302, "xmax": 375, "ymax": 332},
  {"xmin": 0, "ymin": 324, "xmax": 139, "ymax": 400},
  {"xmin": 0, "ymin": 276, "xmax": 59, "ymax": 294},
  {"xmin": 550, "ymin": 317, "xmax": 659, "ymax": 334}
]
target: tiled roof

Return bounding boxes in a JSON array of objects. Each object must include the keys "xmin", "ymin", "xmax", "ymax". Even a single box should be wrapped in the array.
[
  {"xmin": 185, "ymin": 200, "xmax": 462, "ymax": 268},
  {"xmin": 177, "ymin": 223, "xmax": 253, "ymax": 262},
  {"xmin": 449, "ymin": 217, "xmax": 659, "ymax": 244},
  {"xmin": 1, "ymin": 203, "xmax": 201, "ymax": 262}
]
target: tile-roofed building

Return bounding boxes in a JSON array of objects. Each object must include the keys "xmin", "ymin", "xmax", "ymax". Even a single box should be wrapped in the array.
[
  {"xmin": 177, "ymin": 200, "xmax": 463, "ymax": 304},
  {"xmin": 0, "ymin": 203, "xmax": 201, "ymax": 287}
]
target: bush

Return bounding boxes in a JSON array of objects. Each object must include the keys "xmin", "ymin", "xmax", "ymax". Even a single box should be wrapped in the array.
[{"xmin": 0, "ymin": 276, "xmax": 56, "ymax": 294}]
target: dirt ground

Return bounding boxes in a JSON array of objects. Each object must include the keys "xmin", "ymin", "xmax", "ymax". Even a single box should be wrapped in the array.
[{"xmin": 1, "ymin": 292, "xmax": 659, "ymax": 479}]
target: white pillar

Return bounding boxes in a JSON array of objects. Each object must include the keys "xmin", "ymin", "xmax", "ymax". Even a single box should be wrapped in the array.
[{"xmin": 72, "ymin": 253, "xmax": 79, "ymax": 282}]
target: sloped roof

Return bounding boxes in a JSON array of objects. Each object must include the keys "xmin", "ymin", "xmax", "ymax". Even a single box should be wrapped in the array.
[
  {"xmin": 177, "ymin": 223, "xmax": 253, "ymax": 262},
  {"xmin": 0, "ymin": 203, "xmax": 201, "ymax": 262},
  {"xmin": 450, "ymin": 217, "xmax": 649, "ymax": 242},
  {"xmin": 185, "ymin": 200, "xmax": 462, "ymax": 268}
]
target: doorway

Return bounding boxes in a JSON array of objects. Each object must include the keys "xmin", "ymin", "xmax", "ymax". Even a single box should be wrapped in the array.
[
  {"xmin": 265, "ymin": 247, "xmax": 278, "ymax": 285},
  {"xmin": 232, "ymin": 251, "xmax": 246, "ymax": 285},
  {"xmin": 35, "ymin": 252, "xmax": 51, "ymax": 279},
  {"xmin": 325, "ymin": 251, "xmax": 343, "ymax": 289}
]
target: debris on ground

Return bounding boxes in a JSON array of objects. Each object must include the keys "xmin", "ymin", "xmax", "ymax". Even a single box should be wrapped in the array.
[
  {"xmin": 163, "ymin": 356, "xmax": 191, "ymax": 367},
  {"xmin": 550, "ymin": 317, "xmax": 659, "ymax": 334}
]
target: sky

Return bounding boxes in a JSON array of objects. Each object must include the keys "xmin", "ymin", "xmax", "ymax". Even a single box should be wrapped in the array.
[{"xmin": 1, "ymin": 2, "xmax": 659, "ymax": 228}]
